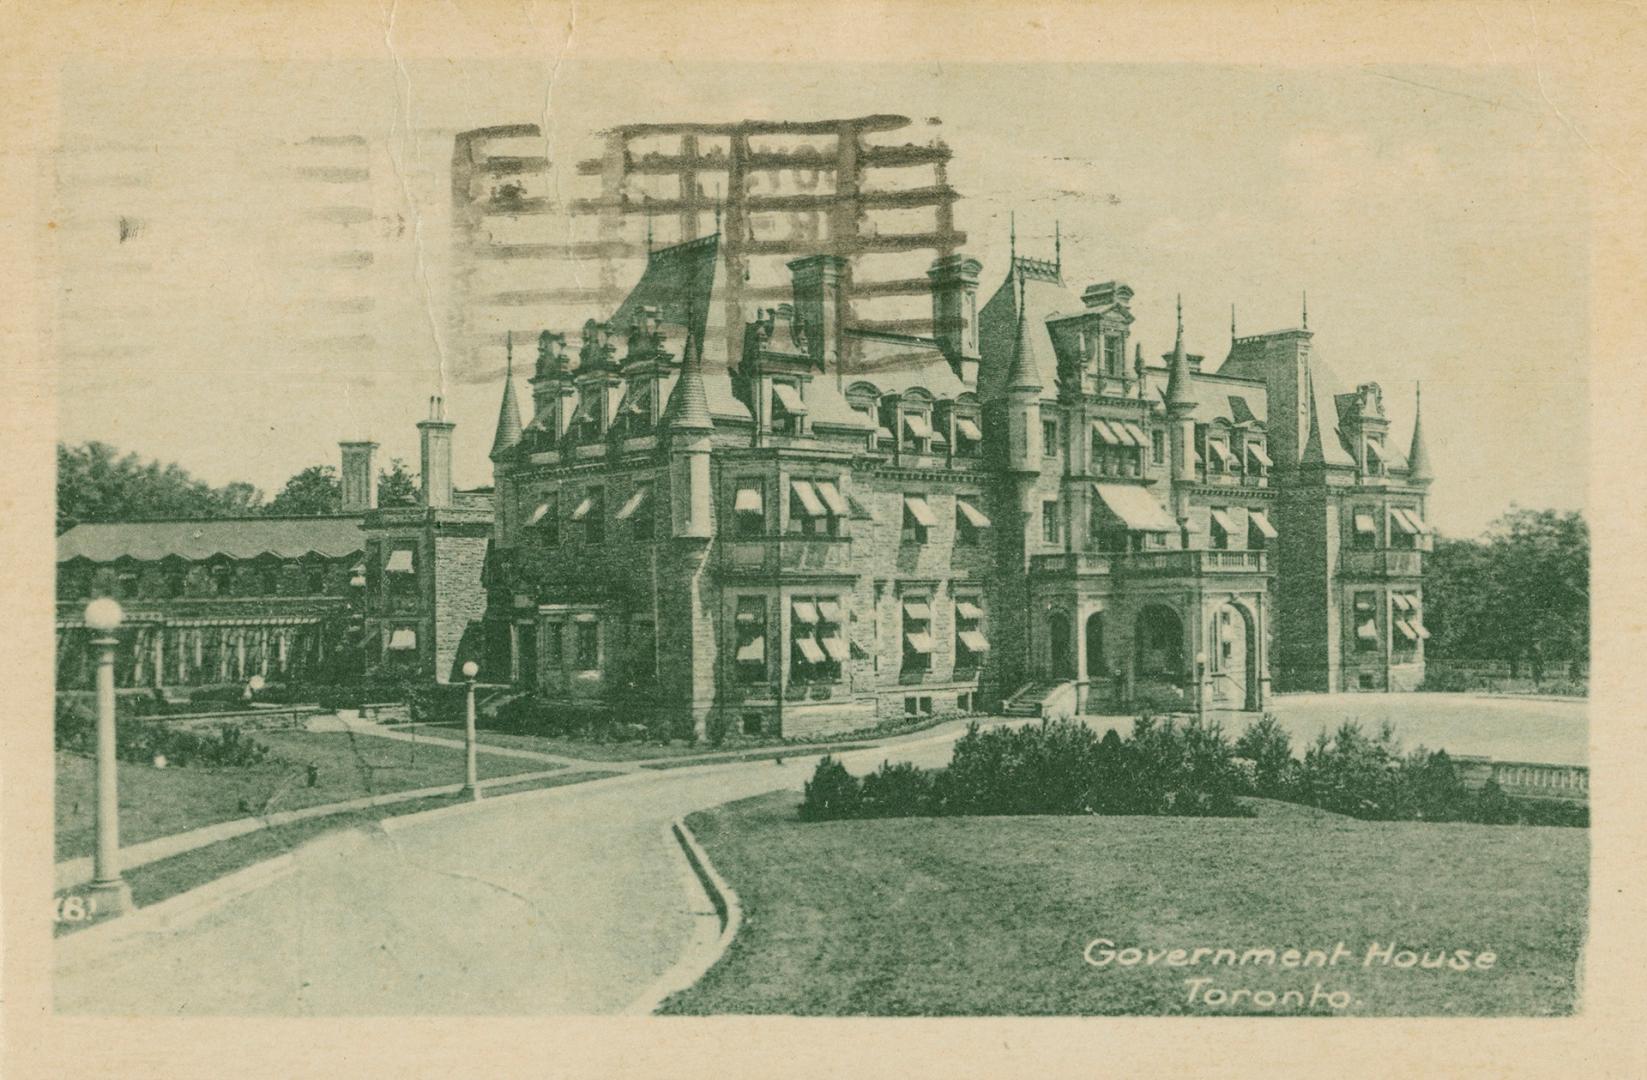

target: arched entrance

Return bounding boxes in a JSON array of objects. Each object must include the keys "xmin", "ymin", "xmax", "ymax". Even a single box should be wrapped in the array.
[
  {"xmin": 1211, "ymin": 603, "xmax": 1257, "ymax": 710},
  {"xmin": 1048, "ymin": 611, "xmax": 1075, "ymax": 680},
  {"xmin": 1084, "ymin": 612, "xmax": 1106, "ymax": 681},
  {"xmin": 1135, "ymin": 605, "xmax": 1184, "ymax": 682}
]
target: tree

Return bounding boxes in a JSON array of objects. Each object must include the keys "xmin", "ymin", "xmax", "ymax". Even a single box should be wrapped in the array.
[
  {"xmin": 1424, "ymin": 508, "xmax": 1588, "ymax": 667},
  {"xmin": 264, "ymin": 465, "xmax": 341, "ymax": 516},
  {"xmin": 377, "ymin": 458, "xmax": 419, "ymax": 508},
  {"xmin": 57, "ymin": 441, "xmax": 265, "ymax": 532}
]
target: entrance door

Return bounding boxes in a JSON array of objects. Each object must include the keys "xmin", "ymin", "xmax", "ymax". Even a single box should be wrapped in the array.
[
  {"xmin": 1212, "ymin": 604, "xmax": 1253, "ymax": 709},
  {"xmin": 518, "ymin": 621, "xmax": 538, "ymax": 689},
  {"xmin": 1049, "ymin": 613, "xmax": 1075, "ymax": 680},
  {"xmin": 1085, "ymin": 612, "xmax": 1106, "ymax": 680}
]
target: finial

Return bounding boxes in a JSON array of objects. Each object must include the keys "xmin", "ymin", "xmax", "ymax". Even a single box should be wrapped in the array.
[
  {"xmin": 1231, "ymin": 303, "xmax": 1237, "ymax": 342},
  {"xmin": 506, "ymin": 329, "xmax": 513, "ymax": 375},
  {"xmin": 1054, "ymin": 220, "xmax": 1061, "ymax": 272},
  {"xmin": 1176, "ymin": 293, "xmax": 1184, "ymax": 334},
  {"xmin": 644, "ymin": 196, "xmax": 653, "ymax": 253},
  {"xmin": 1009, "ymin": 211, "xmax": 1016, "ymax": 264},
  {"xmin": 713, "ymin": 182, "xmax": 722, "ymax": 233},
  {"xmin": 1302, "ymin": 290, "xmax": 1309, "ymax": 329}
]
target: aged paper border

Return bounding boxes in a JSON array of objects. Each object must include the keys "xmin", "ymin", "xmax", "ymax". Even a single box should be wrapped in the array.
[{"xmin": 2, "ymin": 2, "xmax": 1643, "ymax": 1076}]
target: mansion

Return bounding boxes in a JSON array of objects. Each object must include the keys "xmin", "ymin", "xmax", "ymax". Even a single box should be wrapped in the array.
[{"xmin": 478, "ymin": 231, "xmax": 1435, "ymax": 739}]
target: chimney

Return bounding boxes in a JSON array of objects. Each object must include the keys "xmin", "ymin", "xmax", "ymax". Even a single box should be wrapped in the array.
[
  {"xmin": 926, "ymin": 254, "xmax": 983, "ymax": 384},
  {"xmin": 418, "ymin": 395, "xmax": 456, "ymax": 509},
  {"xmin": 338, "ymin": 441, "xmax": 378, "ymax": 512},
  {"xmin": 787, "ymin": 255, "xmax": 848, "ymax": 370}
]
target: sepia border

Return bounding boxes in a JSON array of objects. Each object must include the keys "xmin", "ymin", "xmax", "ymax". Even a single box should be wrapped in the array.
[{"xmin": 2, "ymin": 2, "xmax": 1643, "ymax": 1076}]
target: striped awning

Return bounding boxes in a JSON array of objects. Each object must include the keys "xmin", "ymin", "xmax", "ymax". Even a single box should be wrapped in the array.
[
  {"xmin": 814, "ymin": 480, "xmax": 849, "ymax": 516},
  {"xmin": 903, "ymin": 495, "xmax": 937, "ymax": 528},
  {"xmin": 956, "ymin": 498, "xmax": 991, "ymax": 528},
  {"xmin": 790, "ymin": 479, "xmax": 826, "ymax": 517},
  {"xmin": 1249, "ymin": 509, "xmax": 1279, "ymax": 539}
]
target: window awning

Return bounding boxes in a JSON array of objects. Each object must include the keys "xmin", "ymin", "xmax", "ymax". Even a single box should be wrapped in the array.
[
  {"xmin": 619, "ymin": 384, "xmax": 652, "ymax": 416},
  {"xmin": 1093, "ymin": 483, "xmax": 1178, "ymax": 533},
  {"xmin": 954, "ymin": 416, "xmax": 982, "ymax": 441},
  {"xmin": 1124, "ymin": 422, "xmax": 1150, "ymax": 446},
  {"xmin": 1394, "ymin": 619, "xmax": 1419, "ymax": 642},
  {"xmin": 792, "ymin": 600, "xmax": 820, "ymax": 624},
  {"xmin": 1208, "ymin": 441, "xmax": 1235, "ymax": 468},
  {"xmin": 817, "ymin": 599, "xmax": 845, "ymax": 624},
  {"xmin": 771, "ymin": 382, "xmax": 808, "ymax": 415},
  {"xmin": 1247, "ymin": 442, "xmax": 1274, "ymax": 468},
  {"xmin": 1366, "ymin": 440, "xmax": 1385, "ymax": 466},
  {"xmin": 1406, "ymin": 511, "xmax": 1431, "ymax": 535},
  {"xmin": 388, "ymin": 628, "xmax": 417, "ymax": 650},
  {"xmin": 734, "ymin": 486, "xmax": 763, "ymax": 514},
  {"xmin": 958, "ymin": 630, "xmax": 991, "ymax": 653},
  {"xmin": 1391, "ymin": 593, "xmax": 1414, "ymax": 612},
  {"xmin": 1389, "ymin": 507, "xmax": 1419, "ymax": 534},
  {"xmin": 570, "ymin": 495, "xmax": 596, "ymax": 521},
  {"xmin": 1092, "ymin": 419, "xmax": 1122, "ymax": 445},
  {"xmin": 955, "ymin": 600, "xmax": 985, "ymax": 621},
  {"xmin": 1411, "ymin": 620, "xmax": 1431, "ymax": 639},
  {"xmin": 903, "ymin": 412, "xmax": 934, "ymax": 439},
  {"xmin": 821, "ymin": 636, "xmax": 850, "ymax": 662},
  {"xmin": 1249, "ymin": 509, "xmax": 1278, "ymax": 539},
  {"xmin": 904, "ymin": 631, "xmax": 935, "ymax": 654},
  {"xmin": 814, "ymin": 480, "xmax": 850, "ymax": 516},
  {"xmin": 527, "ymin": 502, "xmax": 554, "ymax": 526},
  {"xmin": 385, "ymin": 549, "xmax": 414, "ymax": 573},
  {"xmin": 1354, "ymin": 512, "xmax": 1378, "ymax": 534},
  {"xmin": 1356, "ymin": 619, "xmax": 1379, "ymax": 643},
  {"xmin": 956, "ymin": 498, "xmax": 991, "ymax": 528},
  {"xmin": 1209, "ymin": 508, "xmax": 1237, "ymax": 535},
  {"xmin": 735, "ymin": 604, "xmax": 763, "ymax": 623},
  {"xmin": 790, "ymin": 479, "xmax": 826, "ymax": 517},
  {"xmin": 795, "ymin": 637, "xmax": 827, "ymax": 664},
  {"xmin": 736, "ymin": 636, "xmax": 765, "ymax": 662},
  {"xmin": 903, "ymin": 495, "xmax": 937, "ymax": 528},
  {"xmin": 615, "ymin": 485, "xmax": 651, "ymax": 520},
  {"xmin": 875, "ymin": 426, "xmax": 894, "ymax": 441},
  {"xmin": 902, "ymin": 599, "xmax": 932, "ymax": 621}
]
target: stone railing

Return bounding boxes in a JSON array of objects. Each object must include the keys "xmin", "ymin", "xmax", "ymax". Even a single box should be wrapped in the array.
[
  {"xmin": 1031, "ymin": 550, "xmax": 1267, "ymax": 577},
  {"xmin": 1338, "ymin": 549, "xmax": 1424, "ymax": 578}
]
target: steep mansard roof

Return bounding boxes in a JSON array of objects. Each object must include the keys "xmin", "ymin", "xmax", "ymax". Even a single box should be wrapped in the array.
[{"xmin": 58, "ymin": 516, "xmax": 366, "ymax": 564}]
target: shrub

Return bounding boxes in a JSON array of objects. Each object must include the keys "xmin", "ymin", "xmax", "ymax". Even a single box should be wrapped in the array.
[
  {"xmin": 1234, "ymin": 714, "xmax": 1296, "ymax": 798},
  {"xmin": 799, "ymin": 756, "xmax": 862, "ymax": 821},
  {"xmin": 54, "ymin": 697, "xmax": 271, "ymax": 768},
  {"xmin": 857, "ymin": 760, "xmax": 935, "ymax": 818}
]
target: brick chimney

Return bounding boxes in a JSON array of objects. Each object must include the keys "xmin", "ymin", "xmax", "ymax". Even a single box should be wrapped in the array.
[
  {"xmin": 787, "ymin": 254, "xmax": 848, "ymax": 370},
  {"xmin": 338, "ymin": 440, "xmax": 378, "ymax": 512},
  {"xmin": 418, "ymin": 395, "xmax": 455, "ymax": 509}
]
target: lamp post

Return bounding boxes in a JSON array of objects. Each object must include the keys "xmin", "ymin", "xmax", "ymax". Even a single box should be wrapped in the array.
[
  {"xmin": 85, "ymin": 598, "xmax": 133, "ymax": 916},
  {"xmin": 1194, "ymin": 650, "xmax": 1208, "ymax": 720},
  {"xmin": 460, "ymin": 661, "xmax": 481, "ymax": 801}
]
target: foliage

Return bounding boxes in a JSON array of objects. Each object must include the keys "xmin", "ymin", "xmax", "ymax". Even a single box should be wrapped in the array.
[
  {"xmin": 264, "ymin": 464, "xmax": 342, "ymax": 516},
  {"xmin": 55, "ymin": 697, "xmax": 272, "ymax": 768},
  {"xmin": 57, "ymin": 441, "xmax": 263, "ymax": 532},
  {"xmin": 1233, "ymin": 714, "xmax": 1296, "ymax": 798},
  {"xmin": 377, "ymin": 457, "xmax": 420, "ymax": 508},
  {"xmin": 798, "ymin": 756, "xmax": 862, "ymax": 822},
  {"xmin": 1425, "ymin": 508, "xmax": 1588, "ymax": 668}
]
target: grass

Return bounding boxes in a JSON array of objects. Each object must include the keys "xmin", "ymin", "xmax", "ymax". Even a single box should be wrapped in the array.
[
  {"xmin": 55, "ymin": 730, "xmax": 550, "ymax": 860},
  {"xmin": 660, "ymin": 791, "xmax": 1588, "ymax": 1017},
  {"xmin": 399, "ymin": 710, "xmax": 960, "ymax": 763},
  {"xmin": 55, "ymin": 769, "xmax": 621, "ymax": 936},
  {"xmin": 641, "ymin": 745, "xmax": 873, "ymax": 770}
]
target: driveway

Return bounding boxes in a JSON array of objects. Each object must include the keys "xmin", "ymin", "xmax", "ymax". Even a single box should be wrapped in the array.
[{"xmin": 54, "ymin": 728, "xmax": 965, "ymax": 1015}]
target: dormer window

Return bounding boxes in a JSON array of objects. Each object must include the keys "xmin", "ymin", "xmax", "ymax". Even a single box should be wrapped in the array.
[
  {"xmin": 771, "ymin": 381, "xmax": 806, "ymax": 436},
  {"xmin": 953, "ymin": 414, "xmax": 983, "ymax": 456},
  {"xmin": 902, "ymin": 410, "xmax": 933, "ymax": 454},
  {"xmin": 1207, "ymin": 438, "xmax": 1235, "ymax": 474},
  {"xmin": 1246, "ymin": 439, "xmax": 1272, "ymax": 477},
  {"xmin": 1365, "ymin": 438, "xmax": 1386, "ymax": 475}
]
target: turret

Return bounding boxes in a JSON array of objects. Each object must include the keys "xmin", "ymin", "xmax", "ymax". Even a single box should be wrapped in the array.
[
  {"xmin": 1003, "ymin": 270, "xmax": 1043, "ymax": 475},
  {"xmin": 665, "ymin": 325, "xmax": 714, "ymax": 539},
  {"xmin": 1407, "ymin": 383, "xmax": 1434, "ymax": 484},
  {"xmin": 490, "ymin": 332, "xmax": 523, "ymax": 460},
  {"xmin": 1165, "ymin": 296, "xmax": 1198, "ymax": 513}
]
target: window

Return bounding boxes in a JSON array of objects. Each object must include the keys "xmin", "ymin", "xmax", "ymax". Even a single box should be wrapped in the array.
[
  {"xmin": 1391, "ymin": 592, "xmax": 1429, "ymax": 651},
  {"xmin": 1389, "ymin": 506, "xmax": 1421, "ymax": 550},
  {"xmin": 1246, "ymin": 440, "xmax": 1272, "ymax": 477},
  {"xmin": 630, "ymin": 620, "xmax": 656, "ymax": 683},
  {"xmin": 955, "ymin": 596, "xmax": 988, "ymax": 670},
  {"xmin": 616, "ymin": 483, "xmax": 653, "ymax": 540},
  {"xmin": 527, "ymin": 492, "xmax": 560, "ymax": 545},
  {"xmin": 771, "ymin": 381, "xmax": 805, "ymax": 436},
  {"xmin": 1152, "ymin": 429, "xmax": 1166, "ymax": 466},
  {"xmin": 575, "ymin": 620, "xmax": 600, "ymax": 671},
  {"xmin": 570, "ymin": 487, "xmax": 605, "ymax": 544},
  {"xmin": 790, "ymin": 595, "xmax": 846, "ymax": 683},
  {"xmin": 902, "ymin": 494, "xmax": 935, "ymax": 545},
  {"xmin": 1209, "ymin": 507, "xmax": 1234, "ymax": 550},
  {"xmin": 1042, "ymin": 419, "xmax": 1059, "ymax": 457},
  {"xmin": 902, "ymin": 596, "xmax": 934, "ymax": 674},
  {"xmin": 902, "ymin": 410, "xmax": 933, "ymax": 454},
  {"xmin": 1352, "ymin": 506, "xmax": 1379, "ymax": 549},
  {"xmin": 953, "ymin": 414, "xmax": 983, "ymax": 456},
  {"xmin": 734, "ymin": 596, "xmax": 768, "ymax": 683},
  {"xmin": 1353, "ymin": 593, "xmax": 1380, "ymax": 652},
  {"xmin": 788, "ymin": 478, "xmax": 839, "ymax": 537},
  {"xmin": 1207, "ymin": 438, "xmax": 1234, "ymax": 474},
  {"xmin": 1248, "ymin": 508, "xmax": 1277, "ymax": 551},
  {"xmin": 1365, "ymin": 438, "xmax": 1386, "ymax": 476},
  {"xmin": 1041, "ymin": 499, "xmax": 1061, "ymax": 545},
  {"xmin": 306, "ymin": 565, "xmax": 327, "ymax": 595},
  {"xmin": 544, "ymin": 622, "xmax": 563, "ymax": 667},
  {"xmin": 956, "ymin": 496, "xmax": 990, "ymax": 545},
  {"xmin": 742, "ymin": 713, "xmax": 764, "ymax": 736},
  {"xmin": 167, "ymin": 570, "xmax": 188, "ymax": 598},
  {"xmin": 734, "ymin": 481, "xmax": 765, "ymax": 538}
]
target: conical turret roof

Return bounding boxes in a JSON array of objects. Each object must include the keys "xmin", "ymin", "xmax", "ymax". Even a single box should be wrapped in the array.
[
  {"xmin": 490, "ymin": 335, "xmax": 524, "ymax": 458},
  {"xmin": 1407, "ymin": 384, "xmax": 1434, "ymax": 481},
  {"xmin": 663, "ymin": 324, "xmax": 714, "ymax": 432},
  {"xmin": 1300, "ymin": 363, "xmax": 1326, "ymax": 467},
  {"xmin": 1004, "ymin": 270, "xmax": 1043, "ymax": 394},
  {"xmin": 1166, "ymin": 294, "xmax": 1194, "ymax": 411}
]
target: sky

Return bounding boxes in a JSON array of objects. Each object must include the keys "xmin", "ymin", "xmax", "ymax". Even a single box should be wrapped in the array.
[{"xmin": 53, "ymin": 60, "xmax": 1587, "ymax": 538}]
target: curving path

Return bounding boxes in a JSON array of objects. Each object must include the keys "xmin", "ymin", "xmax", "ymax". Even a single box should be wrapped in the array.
[{"xmin": 53, "ymin": 729, "xmax": 966, "ymax": 1015}]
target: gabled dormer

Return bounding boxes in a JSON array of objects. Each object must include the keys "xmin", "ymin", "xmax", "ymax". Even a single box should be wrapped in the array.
[
  {"xmin": 526, "ymin": 330, "xmax": 576, "ymax": 449},
  {"xmin": 569, "ymin": 319, "xmax": 623, "ymax": 442},
  {"xmin": 614, "ymin": 306, "xmax": 672, "ymax": 438}
]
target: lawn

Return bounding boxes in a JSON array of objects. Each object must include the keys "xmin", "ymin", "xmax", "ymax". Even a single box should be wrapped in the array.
[
  {"xmin": 55, "ymin": 730, "xmax": 549, "ymax": 860},
  {"xmin": 55, "ymin": 769, "xmax": 622, "ymax": 935},
  {"xmin": 661, "ymin": 792, "xmax": 1588, "ymax": 1017}
]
